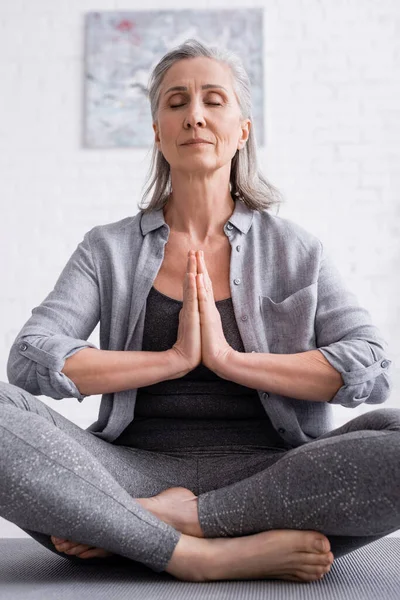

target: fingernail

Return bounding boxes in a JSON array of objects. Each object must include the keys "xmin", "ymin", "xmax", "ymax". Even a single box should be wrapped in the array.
[{"xmin": 315, "ymin": 540, "xmax": 326, "ymax": 552}]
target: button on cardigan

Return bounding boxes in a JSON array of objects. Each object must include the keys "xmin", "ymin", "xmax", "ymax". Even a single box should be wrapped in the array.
[{"xmin": 7, "ymin": 199, "xmax": 393, "ymax": 447}]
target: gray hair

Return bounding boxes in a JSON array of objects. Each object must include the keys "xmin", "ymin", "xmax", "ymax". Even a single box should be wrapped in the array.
[{"xmin": 137, "ymin": 38, "xmax": 285, "ymax": 214}]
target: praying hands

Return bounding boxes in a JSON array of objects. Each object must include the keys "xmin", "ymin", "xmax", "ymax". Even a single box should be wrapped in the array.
[{"xmin": 171, "ymin": 249, "xmax": 234, "ymax": 373}]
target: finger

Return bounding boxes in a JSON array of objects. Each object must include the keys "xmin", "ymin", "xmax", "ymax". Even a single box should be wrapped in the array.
[
  {"xmin": 196, "ymin": 251, "xmax": 210, "ymax": 284},
  {"xmin": 184, "ymin": 252, "xmax": 192, "ymax": 296},
  {"xmin": 188, "ymin": 250, "xmax": 197, "ymax": 276},
  {"xmin": 186, "ymin": 272, "xmax": 198, "ymax": 303},
  {"xmin": 186, "ymin": 251, "xmax": 198, "ymax": 298},
  {"xmin": 196, "ymin": 250, "xmax": 203, "ymax": 271},
  {"xmin": 197, "ymin": 274, "xmax": 209, "ymax": 303},
  {"xmin": 196, "ymin": 253, "xmax": 213, "ymax": 298}
]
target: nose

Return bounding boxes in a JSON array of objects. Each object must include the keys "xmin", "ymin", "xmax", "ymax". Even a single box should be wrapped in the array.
[{"xmin": 184, "ymin": 101, "xmax": 206, "ymax": 129}]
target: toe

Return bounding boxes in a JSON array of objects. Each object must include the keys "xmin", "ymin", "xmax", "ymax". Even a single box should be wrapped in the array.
[
  {"xmin": 296, "ymin": 550, "xmax": 334, "ymax": 567},
  {"xmin": 78, "ymin": 548, "xmax": 114, "ymax": 559},
  {"xmin": 296, "ymin": 563, "xmax": 331, "ymax": 580},
  {"xmin": 65, "ymin": 544, "xmax": 91, "ymax": 555},
  {"xmin": 305, "ymin": 532, "xmax": 330, "ymax": 553}
]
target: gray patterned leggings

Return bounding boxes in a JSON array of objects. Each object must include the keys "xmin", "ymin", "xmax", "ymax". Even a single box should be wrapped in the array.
[{"xmin": 1, "ymin": 380, "xmax": 399, "ymax": 573}]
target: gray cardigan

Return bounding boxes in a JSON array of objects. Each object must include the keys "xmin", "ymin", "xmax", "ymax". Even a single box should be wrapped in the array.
[{"xmin": 7, "ymin": 199, "xmax": 393, "ymax": 447}]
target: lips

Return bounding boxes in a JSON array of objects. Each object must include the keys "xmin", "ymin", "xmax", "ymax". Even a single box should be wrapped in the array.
[{"xmin": 182, "ymin": 139, "xmax": 211, "ymax": 145}]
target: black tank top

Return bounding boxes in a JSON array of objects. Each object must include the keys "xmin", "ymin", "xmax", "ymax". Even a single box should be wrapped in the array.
[{"xmin": 112, "ymin": 286, "xmax": 288, "ymax": 451}]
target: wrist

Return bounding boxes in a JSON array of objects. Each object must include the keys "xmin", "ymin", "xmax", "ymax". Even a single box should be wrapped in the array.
[
  {"xmin": 165, "ymin": 348, "xmax": 191, "ymax": 379},
  {"xmin": 210, "ymin": 347, "xmax": 237, "ymax": 379}
]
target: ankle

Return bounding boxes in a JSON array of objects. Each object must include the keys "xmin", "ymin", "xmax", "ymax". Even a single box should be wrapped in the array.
[
  {"xmin": 165, "ymin": 533, "xmax": 211, "ymax": 582},
  {"xmin": 184, "ymin": 495, "xmax": 205, "ymax": 537}
]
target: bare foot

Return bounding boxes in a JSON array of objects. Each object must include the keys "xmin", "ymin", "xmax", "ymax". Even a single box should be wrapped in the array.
[
  {"xmin": 136, "ymin": 486, "xmax": 334, "ymax": 583},
  {"xmin": 164, "ymin": 529, "xmax": 335, "ymax": 583},
  {"xmin": 51, "ymin": 536, "xmax": 114, "ymax": 559},
  {"xmin": 51, "ymin": 487, "xmax": 198, "ymax": 560},
  {"xmin": 136, "ymin": 487, "xmax": 203, "ymax": 537}
]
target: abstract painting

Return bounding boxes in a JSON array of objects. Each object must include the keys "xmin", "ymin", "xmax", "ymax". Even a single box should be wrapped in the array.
[{"xmin": 84, "ymin": 9, "xmax": 264, "ymax": 148}]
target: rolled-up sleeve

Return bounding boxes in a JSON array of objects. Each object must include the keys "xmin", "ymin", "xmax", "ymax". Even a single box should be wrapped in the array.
[
  {"xmin": 315, "ymin": 243, "xmax": 393, "ymax": 407},
  {"xmin": 7, "ymin": 229, "xmax": 101, "ymax": 401}
]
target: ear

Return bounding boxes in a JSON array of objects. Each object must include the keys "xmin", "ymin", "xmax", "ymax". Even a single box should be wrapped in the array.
[
  {"xmin": 237, "ymin": 119, "xmax": 251, "ymax": 150},
  {"xmin": 153, "ymin": 122, "xmax": 161, "ymax": 150}
]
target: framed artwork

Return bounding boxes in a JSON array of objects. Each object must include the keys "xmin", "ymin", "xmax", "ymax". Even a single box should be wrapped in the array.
[{"xmin": 84, "ymin": 9, "xmax": 264, "ymax": 148}]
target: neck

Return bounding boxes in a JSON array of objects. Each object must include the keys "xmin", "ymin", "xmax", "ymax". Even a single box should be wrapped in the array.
[{"xmin": 163, "ymin": 171, "xmax": 235, "ymax": 244}]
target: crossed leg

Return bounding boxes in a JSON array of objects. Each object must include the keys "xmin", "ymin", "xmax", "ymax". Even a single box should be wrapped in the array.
[
  {"xmin": 2, "ymin": 378, "xmax": 399, "ymax": 578},
  {"xmin": 0, "ymin": 381, "xmax": 194, "ymax": 572},
  {"xmin": 195, "ymin": 407, "xmax": 400, "ymax": 559}
]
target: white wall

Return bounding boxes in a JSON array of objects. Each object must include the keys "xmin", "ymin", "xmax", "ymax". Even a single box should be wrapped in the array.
[{"xmin": 0, "ymin": 0, "xmax": 399, "ymax": 540}]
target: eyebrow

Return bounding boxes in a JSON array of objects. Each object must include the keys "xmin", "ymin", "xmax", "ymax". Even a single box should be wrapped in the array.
[{"xmin": 163, "ymin": 84, "xmax": 228, "ymax": 96}]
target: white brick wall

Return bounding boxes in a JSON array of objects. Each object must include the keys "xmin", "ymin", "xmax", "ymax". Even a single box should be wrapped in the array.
[{"xmin": 0, "ymin": 0, "xmax": 399, "ymax": 539}]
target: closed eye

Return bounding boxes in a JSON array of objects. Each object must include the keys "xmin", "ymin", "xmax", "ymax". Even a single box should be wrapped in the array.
[{"xmin": 170, "ymin": 103, "xmax": 222, "ymax": 109}]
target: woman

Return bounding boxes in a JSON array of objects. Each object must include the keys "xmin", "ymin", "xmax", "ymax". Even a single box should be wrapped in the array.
[{"xmin": 2, "ymin": 39, "xmax": 399, "ymax": 584}]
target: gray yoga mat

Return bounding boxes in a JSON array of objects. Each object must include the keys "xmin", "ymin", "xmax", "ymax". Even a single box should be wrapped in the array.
[{"xmin": 0, "ymin": 537, "xmax": 399, "ymax": 599}]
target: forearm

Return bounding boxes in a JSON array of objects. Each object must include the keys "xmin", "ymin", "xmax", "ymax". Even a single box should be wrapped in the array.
[
  {"xmin": 215, "ymin": 349, "xmax": 344, "ymax": 402},
  {"xmin": 62, "ymin": 348, "xmax": 187, "ymax": 396}
]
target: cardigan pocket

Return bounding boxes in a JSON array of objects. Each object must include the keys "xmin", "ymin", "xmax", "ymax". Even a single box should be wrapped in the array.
[{"xmin": 260, "ymin": 282, "xmax": 318, "ymax": 354}]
